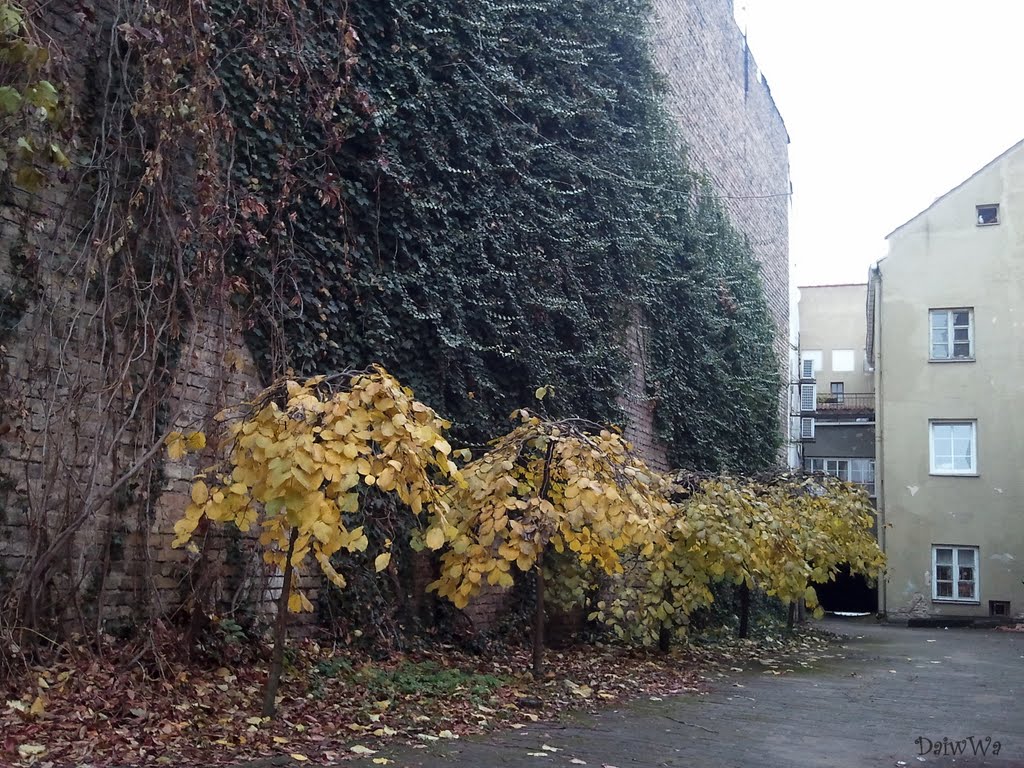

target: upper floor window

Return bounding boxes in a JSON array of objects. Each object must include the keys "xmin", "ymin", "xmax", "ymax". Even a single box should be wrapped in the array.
[
  {"xmin": 976, "ymin": 204, "xmax": 999, "ymax": 226},
  {"xmin": 929, "ymin": 420, "xmax": 977, "ymax": 475},
  {"xmin": 929, "ymin": 308, "xmax": 973, "ymax": 360},
  {"xmin": 831, "ymin": 349, "xmax": 855, "ymax": 372},
  {"xmin": 830, "ymin": 382, "xmax": 844, "ymax": 403}
]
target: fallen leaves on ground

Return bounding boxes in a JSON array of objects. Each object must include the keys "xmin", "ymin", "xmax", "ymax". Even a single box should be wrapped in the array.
[
  {"xmin": 0, "ymin": 627, "xmax": 836, "ymax": 767},
  {"xmin": 996, "ymin": 623, "xmax": 1024, "ymax": 632}
]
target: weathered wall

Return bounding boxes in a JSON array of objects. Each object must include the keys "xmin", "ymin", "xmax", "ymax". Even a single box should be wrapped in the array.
[
  {"xmin": 0, "ymin": 4, "xmax": 309, "ymax": 633},
  {"xmin": 652, "ymin": 0, "xmax": 791, "ymax": 446},
  {"xmin": 875, "ymin": 140, "xmax": 1024, "ymax": 620},
  {"xmin": 798, "ymin": 284, "xmax": 874, "ymax": 397},
  {"xmin": 0, "ymin": 0, "xmax": 791, "ymax": 633}
]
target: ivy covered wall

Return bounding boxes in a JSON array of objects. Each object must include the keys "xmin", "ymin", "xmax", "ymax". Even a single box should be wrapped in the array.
[{"xmin": 210, "ymin": 0, "xmax": 782, "ymax": 471}]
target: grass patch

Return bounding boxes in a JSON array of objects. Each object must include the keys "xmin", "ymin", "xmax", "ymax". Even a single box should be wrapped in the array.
[{"xmin": 359, "ymin": 660, "xmax": 507, "ymax": 700}]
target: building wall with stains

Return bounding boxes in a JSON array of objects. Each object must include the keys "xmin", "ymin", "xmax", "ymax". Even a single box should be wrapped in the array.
[{"xmin": 873, "ymin": 139, "xmax": 1024, "ymax": 619}]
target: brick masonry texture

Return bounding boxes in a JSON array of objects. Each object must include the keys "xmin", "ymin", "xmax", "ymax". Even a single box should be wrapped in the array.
[
  {"xmin": 650, "ymin": 0, "xmax": 792, "ymax": 450},
  {"xmin": 0, "ymin": 0, "xmax": 789, "ymax": 633}
]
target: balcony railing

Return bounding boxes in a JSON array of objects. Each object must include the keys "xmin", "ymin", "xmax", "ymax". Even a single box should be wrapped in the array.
[{"xmin": 815, "ymin": 393, "xmax": 874, "ymax": 413}]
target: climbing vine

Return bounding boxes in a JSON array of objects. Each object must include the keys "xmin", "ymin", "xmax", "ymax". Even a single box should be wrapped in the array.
[
  {"xmin": 0, "ymin": 0, "xmax": 786, "ymax": 644},
  {"xmin": 206, "ymin": 0, "xmax": 781, "ymax": 460}
]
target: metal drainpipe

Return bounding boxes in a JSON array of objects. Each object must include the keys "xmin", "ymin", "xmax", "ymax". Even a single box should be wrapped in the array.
[{"xmin": 870, "ymin": 264, "xmax": 887, "ymax": 617}]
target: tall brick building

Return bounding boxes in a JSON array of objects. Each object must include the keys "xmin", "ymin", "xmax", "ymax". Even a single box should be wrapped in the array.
[
  {"xmin": 654, "ymin": 0, "xmax": 790, "ymax": 355},
  {"xmin": 621, "ymin": 0, "xmax": 792, "ymax": 464},
  {"xmin": 0, "ymin": 0, "xmax": 791, "ymax": 627}
]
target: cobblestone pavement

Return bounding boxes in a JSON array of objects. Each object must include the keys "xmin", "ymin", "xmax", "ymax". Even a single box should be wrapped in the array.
[{"xmin": 352, "ymin": 619, "xmax": 1024, "ymax": 768}]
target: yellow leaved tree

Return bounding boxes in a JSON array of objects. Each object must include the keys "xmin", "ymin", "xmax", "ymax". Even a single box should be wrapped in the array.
[
  {"xmin": 428, "ymin": 409, "xmax": 673, "ymax": 675},
  {"xmin": 599, "ymin": 471, "xmax": 884, "ymax": 646},
  {"xmin": 764, "ymin": 472, "xmax": 885, "ymax": 618},
  {"xmin": 167, "ymin": 366, "xmax": 459, "ymax": 715}
]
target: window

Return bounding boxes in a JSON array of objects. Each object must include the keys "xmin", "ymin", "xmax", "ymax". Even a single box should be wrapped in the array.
[
  {"xmin": 800, "ymin": 383, "xmax": 816, "ymax": 412},
  {"xmin": 801, "ymin": 350, "xmax": 823, "ymax": 374},
  {"xmin": 831, "ymin": 349, "xmax": 855, "ymax": 372},
  {"xmin": 932, "ymin": 546, "xmax": 978, "ymax": 602},
  {"xmin": 976, "ymin": 204, "xmax": 999, "ymax": 226},
  {"xmin": 800, "ymin": 417, "xmax": 815, "ymax": 439},
  {"xmin": 830, "ymin": 382, "xmax": 845, "ymax": 403},
  {"xmin": 849, "ymin": 459, "xmax": 875, "ymax": 496},
  {"xmin": 929, "ymin": 420, "xmax": 977, "ymax": 475},
  {"xmin": 929, "ymin": 308, "xmax": 973, "ymax": 360},
  {"xmin": 806, "ymin": 457, "xmax": 875, "ymax": 495},
  {"xmin": 800, "ymin": 358, "xmax": 815, "ymax": 379}
]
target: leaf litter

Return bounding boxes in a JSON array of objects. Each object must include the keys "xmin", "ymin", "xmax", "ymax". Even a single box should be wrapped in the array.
[{"xmin": 0, "ymin": 627, "xmax": 835, "ymax": 766}]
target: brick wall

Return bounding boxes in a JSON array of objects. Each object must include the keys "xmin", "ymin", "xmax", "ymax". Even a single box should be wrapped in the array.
[
  {"xmin": 651, "ymin": 0, "xmax": 792, "ymax": 447},
  {"xmin": 0, "ymin": 2, "xmax": 308, "ymax": 632},
  {"xmin": 0, "ymin": 0, "xmax": 790, "ymax": 634}
]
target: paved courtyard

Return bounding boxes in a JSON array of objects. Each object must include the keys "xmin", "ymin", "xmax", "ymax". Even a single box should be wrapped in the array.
[{"xmin": 358, "ymin": 620, "xmax": 1024, "ymax": 768}]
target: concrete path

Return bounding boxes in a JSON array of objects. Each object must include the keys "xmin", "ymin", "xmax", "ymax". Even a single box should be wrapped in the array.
[{"xmin": 360, "ymin": 620, "xmax": 1024, "ymax": 768}]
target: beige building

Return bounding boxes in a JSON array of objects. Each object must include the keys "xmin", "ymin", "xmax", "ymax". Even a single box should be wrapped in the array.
[
  {"xmin": 796, "ymin": 284, "xmax": 877, "ymax": 611},
  {"xmin": 798, "ymin": 284, "xmax": 874, "ymax": 409},
  {"xmin": 868, "ymin": 139, "xmax": 1024, "ymax": 621}
]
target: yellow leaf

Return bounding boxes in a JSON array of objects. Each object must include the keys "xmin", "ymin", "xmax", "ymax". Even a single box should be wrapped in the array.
[
  {"xmin": 374, "ymin": 552, "xmax": 392, "ymax": 572},
  {"xmin": 191, "ymin": 480, "xmax": 209, "ymax": 506},
  {"xmin": 289, "ymin": 755, "xmax": 309, "ymax": 762},
  {"xmin": 534, "ymin": 386, "xmax": 547, "ymax": 401},
  {"xmin": 29, "ymin": 695, "xmax": 45, "ymax": 716},
  {"xmin": 425, "ymin": 527, "xmax": 445, "ymax": 551},
  {"xmin": 165, "ymin": 432, "xmax": 187, "ymax": 461},
  {"xmin": 372, "ymin": 759, "xmax": 394, "ymax": 765},
  {"xmin": 288, "ymin": 592, "xmax": 302, "ymax": 613},
  {"xmin": 185, "ymin": 431, "xmax": 207, "ymax": 450}
]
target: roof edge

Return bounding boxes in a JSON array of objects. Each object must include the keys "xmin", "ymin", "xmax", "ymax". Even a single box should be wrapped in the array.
[{"xmin": 885, "ymin": 137, "xmax": 1024, "ymax": 240}]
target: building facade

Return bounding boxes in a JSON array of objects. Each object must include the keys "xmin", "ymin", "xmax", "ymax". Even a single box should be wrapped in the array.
[
  {"xmin": 868, "ymin": 140, "xmax": 1024, "ymax": 621},
  {"xmin": 797, "ymin": 284, "xmax": 876, "ymax": 497},
  {"xmin": 652, "ymin": 0, "xmax": 793, "ymax": 458},
  {"xmin": 795, "ymin": 284, "xmax": 877, "ymax": 612}
]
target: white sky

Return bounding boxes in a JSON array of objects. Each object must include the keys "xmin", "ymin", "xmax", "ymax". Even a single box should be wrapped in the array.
[{"xmin": 736, "ymin": 1, "xmax": 1024, "ymax": 287}]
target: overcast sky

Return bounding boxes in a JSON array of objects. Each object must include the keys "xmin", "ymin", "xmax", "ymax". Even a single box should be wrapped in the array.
[{"xmin": 736, "ymin": 1, "xmax": 1024, "ymax": 287}]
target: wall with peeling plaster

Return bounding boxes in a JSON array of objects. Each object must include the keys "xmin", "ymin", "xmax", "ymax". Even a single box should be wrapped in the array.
[{"xmin": 873, "ymin": 139, "xmax": 1024, "ymax": 620}]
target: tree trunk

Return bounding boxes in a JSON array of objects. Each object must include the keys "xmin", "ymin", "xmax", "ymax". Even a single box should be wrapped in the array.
[
  {"xmin": 787, "ymin": 601, "xmax": 796, "ymax": 631},
  {"xmin": 262, "ymin": 528, "xmax": 298, "ymax": 717},
  {"xmin": 658, "ymin": 586, "xmax": 673, "ymax": 652},
  {"xmin": 738, "ymin": 582, "xmax": 750, "ymax": 639},
  {"xmin": 533, "ymin": 550, "xmax": 545, "ymax": 679},
  {"xmin": 531, "ymin": 438, "xmax": 556, "ymax": 679}
]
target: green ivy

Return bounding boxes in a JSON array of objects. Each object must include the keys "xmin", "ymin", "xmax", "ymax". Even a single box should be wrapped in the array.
[{"xmin": 207, "ymin": 0, "xmax": 780, "ymax": 465}]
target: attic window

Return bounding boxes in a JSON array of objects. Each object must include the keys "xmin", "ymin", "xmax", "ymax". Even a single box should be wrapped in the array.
[{"xmin": 977, "ymin": 204, "xmax": 999, "ymax": 226}]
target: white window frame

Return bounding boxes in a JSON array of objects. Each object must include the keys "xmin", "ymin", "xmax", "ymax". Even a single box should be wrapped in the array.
[
  {"xmin": 931, "ymin": 545, "xmax": 979, "ymax": 603},
  {"xmin": 929, "ymin": 308, "xmax": 974, "ymax": 361},
  {"xmin": 929, "ymin": 420, "xmax": 977, "ymax": 475},
  {"xmin": 800, "ymin": 417, "xmax": 815, "ymax": 440},
  {"xmin": 805, "ymin": 457, "xmax": 875, "ymax": 496},
  {"xmin": 800, "ymin": 383, "xmax": 816, "ymax": 412},
  {"xmin": 801, "ymin": 350, "xmax": 823, "ymax": 374}
]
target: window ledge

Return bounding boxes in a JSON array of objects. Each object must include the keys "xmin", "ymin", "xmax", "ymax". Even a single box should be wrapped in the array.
[
  {"xmin": 931, "ymin": 599, "xmax": 981, "ymax": 605},
  {"xmin": 976, "ymin": 222, "xmax": 999, "ymax": 227},
  {"xmin": 928, "ymin": 357, "xmax": 975, "ymax": 363},
  {"xmin": 929, "ymin": 472, "xmax": 979, "ymax": 478}
]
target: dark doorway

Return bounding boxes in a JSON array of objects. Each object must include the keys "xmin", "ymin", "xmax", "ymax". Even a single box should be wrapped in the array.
[{"xmin": 815, "ymin": 564, "xmax": 877, "ymax": 613}]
